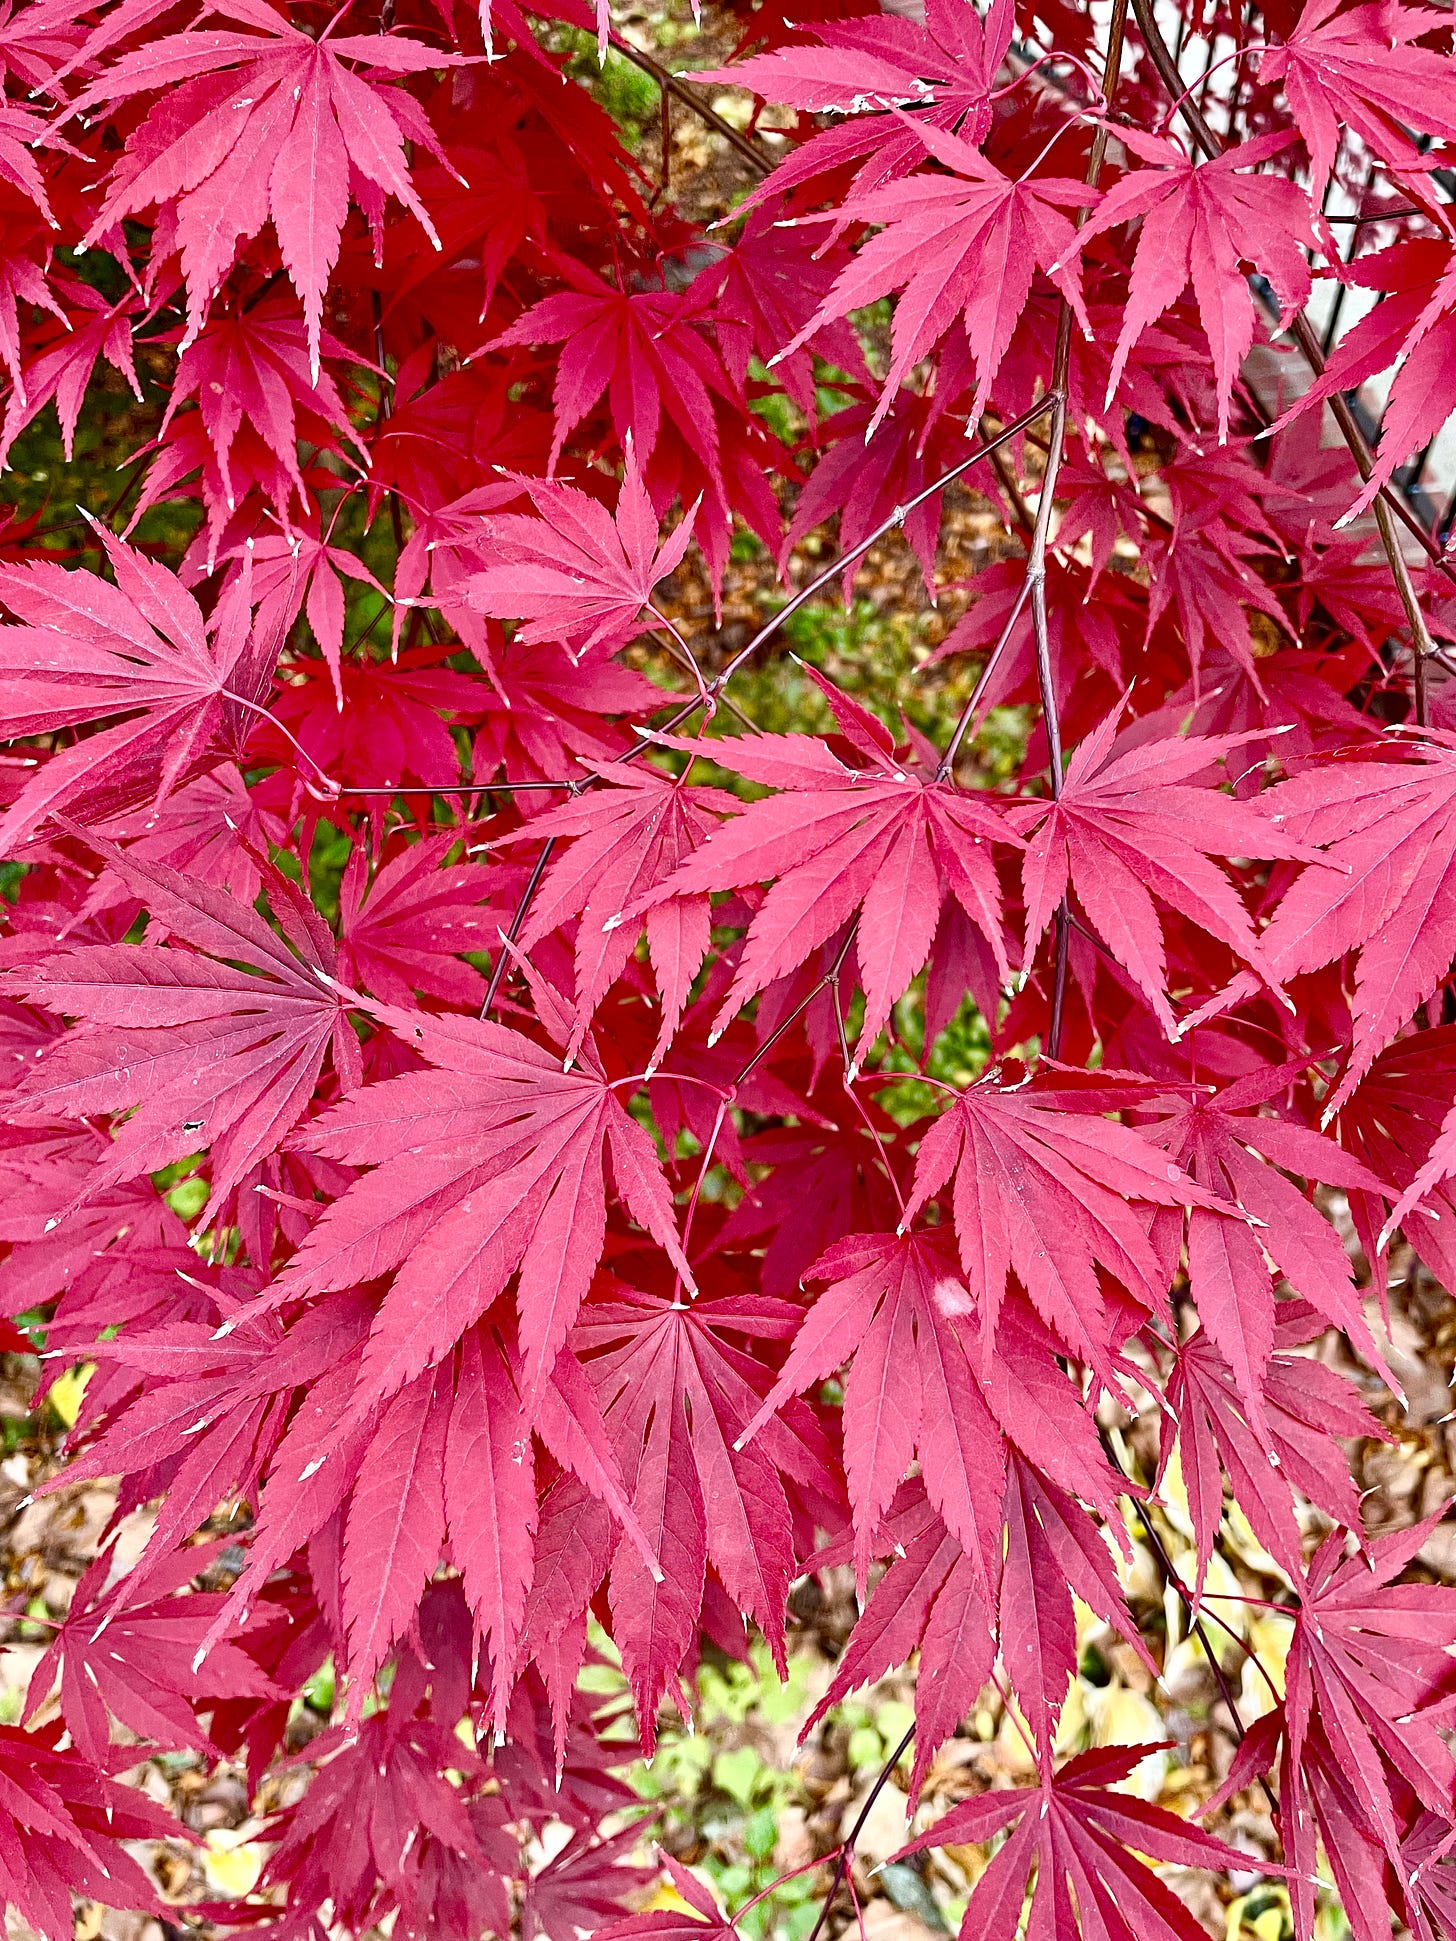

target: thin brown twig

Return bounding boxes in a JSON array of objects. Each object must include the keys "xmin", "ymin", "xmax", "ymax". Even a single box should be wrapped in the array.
[
  {"xmin": 607, "ymin": 33, "xmax": 775, "ymax": 178},
  {"xmin": 801, "ymin": 1725, "xmax": 917, "ymax": 1941}
]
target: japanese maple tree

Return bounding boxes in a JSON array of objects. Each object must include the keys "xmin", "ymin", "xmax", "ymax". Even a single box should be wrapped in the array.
[{"xmin": 2, "ymin": 0, "xmax": 1456, "ymax": 1931}]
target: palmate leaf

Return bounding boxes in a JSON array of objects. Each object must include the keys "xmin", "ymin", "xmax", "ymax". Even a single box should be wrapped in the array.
[
  {"xmin": 643, "ymin": 675, "xmax": 1015, "ymax": 1067},
  {"xmin": 897, "ymin": 1744, "xmax": 1277, "ymax": 1939},
  {"xmin": 0, "ymin": 530, "xmax": 278, "ymax": 853},
  {"xmin": 1004, "ymin": 712, "xmax": 1312, "ymax": 1037},
  {"xmin": 773, "ymin": 112, "xmax": 1092, "ymax": 429},
  {"xmin": 1070, "ymin": 129, "xmax": 1314, "ymax": 442},
  {"xmin": 70, "ymin": 0, "xmax": 465, "ymax": 375},
  {"xmin": 276, "ymin": 980, "xmax": 692, "ymax": 1419},
  {"xmin": 902, "ymin": 1069, "xmax": 1225, "ymax": 1372},
  {"xmin": 463, "ymin": 441, "xmax": 700, "ymax": 659},
  {"xmin": 11, "ymin": 835, "xmax": 361, "ymax": 1210}
]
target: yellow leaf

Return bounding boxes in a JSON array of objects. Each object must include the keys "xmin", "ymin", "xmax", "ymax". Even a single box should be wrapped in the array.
[
  {"xmin": 202, "ymin": 1830, "xmax": 266, "ymax": 1898},
  {"xmin": 48, "ymin": 1363, "xmax": 93, "ymax": 1430}
]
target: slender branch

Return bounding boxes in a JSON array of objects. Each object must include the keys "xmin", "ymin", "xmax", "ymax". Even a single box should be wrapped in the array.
[
  {"xmin": 607, "ymin": 33, "xmax": 775, "ymax": 178},
  {"xmin": 1097, "ymin": 1419, "xmax": 1281, "ymax": 1818},
  {"xmin": 460, "ymin": 409, "xmax": 1053, "ymax": 1024},
  {"xmin": 480, "ymin": 838, "xmax": 557, "ymax": 1019},
  {"xmin": 935, "ymin": 574, "xmax": 1033, "ymax": 780},
  {"xmin": 802, "ymin": 1725, "xmax": 917, "ymax": 1941}
]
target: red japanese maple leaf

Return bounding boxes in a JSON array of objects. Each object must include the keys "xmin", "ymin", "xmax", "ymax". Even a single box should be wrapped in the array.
[
  {"xmin": 276, "ymin": 972, "xmax": 692, "ymax": 1416},
  {"xmin": 642, "ymin": 679, "xmax": 1014, "ymax": 1067},
  {"xmin": 24, "ymin": 1540, "xmax": 282, "ymax": 1767},
  {"xmin": 1236, "ymin": 741, "xmax": 1456, "ymax": 1110},
  {"xmin": 1258, "ymin": 0, "xmax": 1456, "ymax": 198},
  {"xmin": 808, "ymin": 1453, "xmax": 1149, "ymax": 1785},
  {"xmin": 0, "ymin": 1723, "xmax": 179, "ymax": 1941},
  {"xmin": 0, "ymin": 283, "xmax": 142, "ymax": 471},
  {"xmin": 774, "ymin": 113, "xmax": 1091, "ymax": 428},
  {"xmin": 1279, "ymin": 240, "xmax": 1456, "ymax": 519},
  {"xmin": 897, "ymin": 1743, "xmax": 1274, "ymax": 1934},
  {"xmin": 1332, "ymin": 1025, "xmax": 1456, "ymax": 1287},
  {"xmin": 737, "ymin": 1228, "xmax": 1010, "ymax": 1586},
  {"xmin": 1138, "ymin": 1058, "xmax": 1390, "ymax": 1402},
  {"xmin": 70, "ymin": 0, "xmax": 463, "ymax": 373},
  {"xmin": 902, "ymin": 1068, "xmax": 1223, "ymax": 1370},
  {"xmin": 1162, "ymin": 1316, "xmax": 1381, "ymax": 1581},
  {"xmin": 1004, "ymin": 712, "xmax": 1308, "ymax": 1036},
  {"xmin": 0, "ymin": 529, "xmax": 278, "ymax": 853},
  {"xmin": 488, "ymin": 272, "xmax": 736, "ymax": 477},
  {"xmin": 9, "ymin": 836, "xmax": 361, "ymax": 1208},
  {"xmin": 1285, "ymin": 1519, "xmax": 1456, "ymax": 1863},
  {"xmin": 550, "ymin": 1282, "xmax": 840, "ymax": 1736},
  {"xmin": 155, "ymin": 299, "xmax": 367, "ymax": 533},
  {"xmin": 463, "ymin": 445, "xmax": 699, "ymax": 660},
  {"xmin": 598, "ymin": 1853, "xmax": 742, "ymax": 1941},
  {"xmin": 1070, "ymin": 129, "xmax": 1313, "ymax": 441},
  {"xmin": 498, "ymin": 759, "xmax": 739, "ymax": 1068},
  {"xmin": 335, "ymin": 835, "xmax": 501, "ymax": 1010},
  {"xmin": 696, "ymin": 0, "xmax": 1015, "ymax": 214}
]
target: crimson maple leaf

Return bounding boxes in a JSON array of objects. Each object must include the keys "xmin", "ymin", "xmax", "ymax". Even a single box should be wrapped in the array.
[
  {"xmin": 498, "ymin": 759, "xmax": 739, "ymax": 1068},
  {"xmin": 1161, "ymin": 1319, "xmax": 1382, "ymax": 1583},
  {"xmin": 780, "ymin": 390, "xmax": 985, "ymax": 602},
  {"xmin": 0, "ymin": 283, "xmax": 142, "ymax": 471},
  {"xmin": 1231, "ymin": 742, "xmax": 1456, "ymax": 1111},
  {"xmin": 774, "ymin": 113, "xmax": 1091, "ymax": 428},
  {"xmin": 1138, "ymin": 1058, "xmax": 1389, "ymax": 1403},
  {"xmin": 155, "ymin": 299, "xmax": 367, "ymax": 533},
  {"xmin": 488, "ymin": 272, "xmax": 736, "ymax": 477},
  {"xmin": 1004, "ymin": 713, "xmax": 1307, "ymax": 1037},
  {"xmin": 1070, "ymin": 129, "xmax": 1314, "ymax": 441},
  {"xmin": 335, "ymin": 836, "xmax": 500, "ymax": 1010},
  {"xmin": 9, "ymin": 835, "xmax": 361, "ymax": 1209},
  {"xmin": 0, "ymin": 529, "xmax": 279, "ymax": 854},
  {"xmin": 1285, "ymin": 1520, "xmax": 1456, "ymax": 1865},
  {"xmin": 248, "ymin": 527, "xmax": 390, "ymax": 704},
  {"xmin": 807, "ymin": 1454, "xmax": 1149, "ymax": 1785},
  {"xmin": 1258, "ymin": 0, "xmax": 1456, "ymax": 198},
  {"xmin": 597, "ymin": 1853, "xmax": 742, "ymax": 1941},
  {"xmin": 0, "ymin": 1723, "xmax": 179, "ymax": 1941},
  {"xmin": 643, "ymin": 680, "xmax": 1014, "ymax": 1068},
  {"xmin": 1332, "ymin": 1026, "xmax": 1456, "ymax": 1288},
  {"xmin": 463, "ymin": 446, "xmax": 699, "ymax": 660},
  {"xmin": 546, "ymin": 1282, "xmax": 840, "ymax": 1737},
  {"xmin": 896, "ymin": 1743, "xmax": 1275, "ymax": 1936},
  {"xmin": 902, "ymin": 1068, "xmax": 1223, "ymax": 1370},
  {"xmin": 738, "ymin": 1228, "xmax": 1008, "ymax": 1586},
  {"xmin": 695, "ymin": 0, "xmax": 1015, "ymax": 214},
  {"xmin": 70, "ymin": 1, "xmax": 463, "ymax": 374},
  {"xmin": 1278, "ymin": 240, "xmax": 1456, "ymax": 520},
  {"xmin": 24, "ymin": 1539, "xmax": 282, "ymax": 1767},
  {"xmin": 277, "ymin": 977, "xmax": 693, "ymax": 1416},
  {"xmin": 0, "ymin": 207, "xmax": 67, "ymax": 403}
]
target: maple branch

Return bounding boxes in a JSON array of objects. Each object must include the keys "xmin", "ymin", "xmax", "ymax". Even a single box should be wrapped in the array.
[
  {"xmin": 606, "ymin": 34, "xmax": 776, "ymax": 178},
  {"xmin": 642, "ymin": 400, "xmax": 1058, "ymax": 751},
  {"xmin": 1100, "ymin": 1426, "xmax": 1282, "ymax": 1817},
  {"xmin": 734, "ymin": 926, "xmax": 857, "ymax": 1085},
  {"xmin": 935, "ymin": 573, "xmax": 1033, "ymax": 780},
  {"xmin": 480, "ymin": 838, "xmax": 557, "ymax": 1019},
  {"xmin": 1127, "ymin": 0, "xmax": 1440, "ymax": 720},
  {"xmin": 801, "ymin": 1724, "xmax": 917, "ymax": 1941}
]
